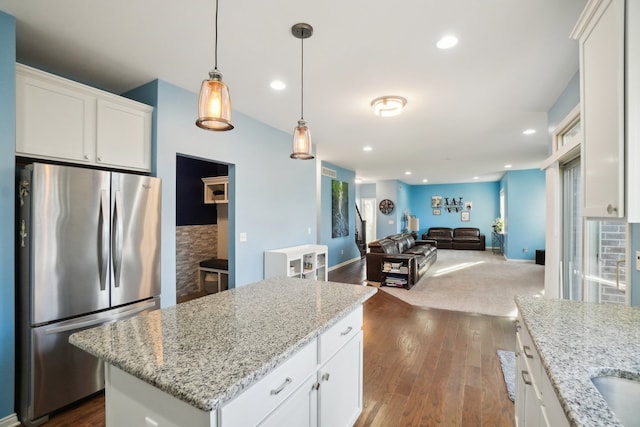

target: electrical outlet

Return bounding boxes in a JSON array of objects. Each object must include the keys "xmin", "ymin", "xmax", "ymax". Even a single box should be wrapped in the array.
[
  {"xmin": 341, "ymin": 249, "xmax": 344, "ymax": 255},
  {"xmin": 523, "ymin": 247, "xmax": 528, "ymax": 253},
  {"xmin": 239, "ymin": 232, "xmax": 247, "ymax": 242},
  {"xmin": 308, "ymin": 227, "xmax": 311, "ymax": 235}
]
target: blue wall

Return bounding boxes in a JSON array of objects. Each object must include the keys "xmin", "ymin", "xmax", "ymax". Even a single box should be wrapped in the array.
[
  {"xmin": 0, "ymin": 11, "xmax": 15, "ymax": 419},
  {"xmin": 501, "ymin": 169, "xmax": 546, "ymax": 260},
  {"xmin": 375, "ymin": 180, "xmax": 403, "ymax": 238},
  {"xmin": 127, "ymin": 80, "xmax": 317, "ymax": 307},
  {"xmin": 320, "ymin": 162, "xmax": 360, "ymax": 267},
  {"xmin": 548, "ymin": 71, "xmax": 580, "ymax": 134},
  {"xmin": 409, "ymin": 181, "xmax": 500, "ymax": 243}
]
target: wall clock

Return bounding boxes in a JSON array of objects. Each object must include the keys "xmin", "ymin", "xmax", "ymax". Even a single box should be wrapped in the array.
[{"xmin": 379, "ymin": 199, "xmax": 395, "ymax": 215}]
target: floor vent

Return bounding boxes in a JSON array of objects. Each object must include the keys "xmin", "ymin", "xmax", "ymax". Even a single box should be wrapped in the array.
[{"xmin": 322, "ymin": 167, "xmax": 337, "ymax": 178}]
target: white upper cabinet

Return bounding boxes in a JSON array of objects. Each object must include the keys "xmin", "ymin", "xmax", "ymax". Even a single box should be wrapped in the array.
[
  {"xmin": 572, "ymin": 0, "xmax": 625, "ymax": 218},
  {"xmin": 16, "ymin": 64, "xmax": 152, "ymax": 172}
]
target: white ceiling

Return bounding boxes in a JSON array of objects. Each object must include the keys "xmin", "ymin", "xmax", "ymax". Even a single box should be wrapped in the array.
[{"xmin": 0, "ymin": 0, "xmax": 586, "ymax": 184}]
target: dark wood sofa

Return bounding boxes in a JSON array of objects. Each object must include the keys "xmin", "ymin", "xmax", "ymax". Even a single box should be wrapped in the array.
[{"xmin": 422, "ymin": 227, "xmax": 485, "ymax": 250}]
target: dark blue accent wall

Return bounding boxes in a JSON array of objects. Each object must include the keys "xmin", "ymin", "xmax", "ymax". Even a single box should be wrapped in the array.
[{"xmin": 175, "ymin": 155, "xmax": 227, "ymax": 226}]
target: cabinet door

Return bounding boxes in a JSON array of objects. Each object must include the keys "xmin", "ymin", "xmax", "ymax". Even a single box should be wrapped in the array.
[
  {"xmin": 581, "ymin": 0, "xmax": 625, "ymax": 217},
  {"xmin": 16, "ymin": 69, "xmax": 95, "ymax": 163},
  {"xmin": 514, "ymin": 348, "xmax": 526, "ymax": 426},
  {"xmin": 318, "ymin": 331, "xmax": 363, "ymax": 427},
  {"xmin": 96, "ymin": 98, "xmax": 152, "ymax": 171},
  {"xmin": 259, "ymin": 376, "xmax": 317, "ymax": 427}
]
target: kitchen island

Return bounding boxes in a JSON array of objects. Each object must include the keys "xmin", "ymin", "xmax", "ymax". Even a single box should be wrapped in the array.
[
  {"xmin": 516, "ymin": 295, "xmax": 640, "ymax": 427},
  {"xmin": 70, "ymin": 277, "xmax": 377, "ymax": 427}
]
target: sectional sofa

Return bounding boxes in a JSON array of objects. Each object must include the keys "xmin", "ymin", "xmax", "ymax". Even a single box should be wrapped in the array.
[{"xmin": 365, "ymin": 233, "xmax": 437, "ymax": 288}]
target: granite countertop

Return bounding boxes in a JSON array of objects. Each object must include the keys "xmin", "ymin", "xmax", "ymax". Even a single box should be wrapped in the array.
[
  {"xmin": 516, "ymin": 296, "xmax": 640, "ymax": 427},
  {"xmin": 70, "ymin": 277, "xmax": 377, "ymax": 412}
]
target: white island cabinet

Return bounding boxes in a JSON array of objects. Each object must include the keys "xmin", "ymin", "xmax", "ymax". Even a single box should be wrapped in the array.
[{"xmin": 70, "ymin": 278, "xmax": 375, "ymax": 427}]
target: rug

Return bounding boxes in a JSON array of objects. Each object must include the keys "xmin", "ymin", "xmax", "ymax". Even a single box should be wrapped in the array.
[
  {"xmin": 378, "ymin": 250, "xmax": 544, "ymax": 317},
  {"xmin": 497, "ymin": 350, "xmax": 516, "ymax": 402}
]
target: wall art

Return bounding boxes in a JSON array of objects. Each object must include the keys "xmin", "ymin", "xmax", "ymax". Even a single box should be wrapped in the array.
[{"xmin": 331, "ymin": 180, "xmax": 349, "ymax": 238}]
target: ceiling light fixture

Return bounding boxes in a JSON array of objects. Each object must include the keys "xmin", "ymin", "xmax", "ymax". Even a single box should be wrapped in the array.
[
  {"xmin": 363, "ymin": 146, "xmax": 373, "ymax": 152},
  {"xmin": 436, "ymin": 35, "xmax": 458, "ymax": 49},
  {"xmin": 405, "ymin": 171, "xmax": 412, "ymax": 175},
  {"xmin": 504, "ymin": 164, "xmax": 513, "ymax": 169},
  {"xmin": 422, "ymin": 179, "xmax": 428, "ymax": 183},
  {"xmin": 290, "ymin": 23, "xmax": 314, "ymax": 160},
  {"xmin": 371, "ymin": 96, "xmax": 407, "ymax": 117},
  {"xmin": 523, "ymin": 128, "xmax": 536, "ymax": 135},
  {"xmin": 196, "ymin": 0, "xmax": 234, "ymax": 131}
]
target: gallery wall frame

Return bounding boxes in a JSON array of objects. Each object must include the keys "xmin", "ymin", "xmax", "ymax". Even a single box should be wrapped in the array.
[{"xmin": 461, "ymin": 211, "xmax": 470, "ymax": 222}]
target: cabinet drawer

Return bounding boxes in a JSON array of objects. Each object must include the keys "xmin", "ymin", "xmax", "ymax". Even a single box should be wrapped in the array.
[
  {"xmin": 319, "ymin": 306, "xmax": 363, "ymax": 364},
  {"xmin": 220, "ymin": 340, "xmax": 317, "ymax": 426}
]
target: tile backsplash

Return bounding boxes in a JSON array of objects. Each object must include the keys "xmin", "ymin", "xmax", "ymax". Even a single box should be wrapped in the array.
[{"xmin": 176, "ymin": 225, "xmax": 218, "ymax": 297}]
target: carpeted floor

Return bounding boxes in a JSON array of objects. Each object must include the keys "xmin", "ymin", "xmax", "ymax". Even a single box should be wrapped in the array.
[{"xmin": 379, "ymin": 250, "xmax": 544, "ymax": 317}]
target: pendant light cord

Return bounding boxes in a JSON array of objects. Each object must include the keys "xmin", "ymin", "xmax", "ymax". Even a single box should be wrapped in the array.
[
  {"xmin": 214, "ymin": 0, "xmax": 219, "ymax": 71},
  {"xmin": 300, "ymin": 36, "xmax": 304, "ymax": 120}
]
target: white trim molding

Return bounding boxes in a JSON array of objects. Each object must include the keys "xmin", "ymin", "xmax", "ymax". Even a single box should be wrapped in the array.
[{"xmin": 0, "ymin": 414, "xmax": 20, "ymax": 427}]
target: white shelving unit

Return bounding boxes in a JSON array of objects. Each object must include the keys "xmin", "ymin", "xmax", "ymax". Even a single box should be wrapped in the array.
[
  {"xmin": 264, "ymin": 245, "xmax": 328, "ymax": 281},
  {"xmin": 202, "ymin": 176, "xmax": 228, "ymax": 204}
]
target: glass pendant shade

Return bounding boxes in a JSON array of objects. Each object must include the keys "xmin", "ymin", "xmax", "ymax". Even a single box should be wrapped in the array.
[
  {"xmin": 196, "ymin": 70, "xmax": 234, "ymax": 131},
  {"xmin": 290, "ymin": 120, "xmax": 314, "ymax": 159}
]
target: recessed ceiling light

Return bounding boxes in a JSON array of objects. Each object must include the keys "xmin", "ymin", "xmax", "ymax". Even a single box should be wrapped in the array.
[
  {"xmin": 504, "ymin": 164, "xmax": 513, "ymax": 169},
  {"xmin": 371, "ymin": 96, "xmax": 407, "ymax": 117},
  {"xmin": 436, "ymin": 35, "xmax": 458, "ymax": 49},
  {"xmin": 405, "ymin": 171, "xmax": 412, "ymax": 175},
  {"xmin": 363, "ymin": 146, "xmax": 373, "ymax": 152},
  {"xmin": 355, "ymin": 178, "xmax": 363, "ymax": 184},
  {"xmin": 523, "ymin": 129, "xmax": 536, "ymax": 135},
  {"xmin": 422, "ymin": 179, "xmax": 428, "ymax": 183},
  {"xmin": 473, "ymin": 177, "xmax": 479, "ymax": 180},
  {"xmin": 270, "ymin": 80, "xmax": 286, "ymax": 90}
]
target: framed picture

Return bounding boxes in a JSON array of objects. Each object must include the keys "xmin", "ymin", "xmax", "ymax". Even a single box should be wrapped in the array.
[
  {"xmin": 461, "ymin": 211, "xmax": 470, "ymax": 222},
  {"xmin": 432, "ymin": 195, "xmax": 442, "ymax": 208},
  {"xmin": 465, "ymin": 201, "xmax": 473, "ymax": 210},
  {"xmin": 331, "ymin": 180, "xmax": 349, "ymax": 238},
  {"xmin": 433, "ymin": 209, "xmax": 441, "ymax": 215}
]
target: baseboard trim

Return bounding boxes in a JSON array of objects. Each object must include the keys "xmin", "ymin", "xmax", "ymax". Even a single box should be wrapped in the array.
[
  {"xmin": 328, "ymin": 256, "xmax": 362, "ymax": 272},
  {"xmin": 0, "ymin": 414, "xmax": 20, "ymax": 427},
  {"xmin": 504, "ymin": 257, "xmax": 535, "ymax": 263}
]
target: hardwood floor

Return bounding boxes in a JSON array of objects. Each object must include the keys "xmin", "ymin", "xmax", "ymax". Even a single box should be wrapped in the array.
[{"xmin": 32, "ymin": 259, "xmax": 515, "ymax": 427}]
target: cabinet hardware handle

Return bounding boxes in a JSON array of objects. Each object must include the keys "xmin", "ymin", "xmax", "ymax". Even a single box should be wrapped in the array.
[
  {"xmin": 84, "ymin": 154, "xmax": 89, "ymax": 160},
  {"xmin": 312, "ymin": 382, "xmax": 320, "ymax": 391},
  {"xmin": 514, "ymin": 319, "xmax": 521, "ymax": 332},
  {"xmin": 522, "ymin": 370, "xmax": 532, "ymax": 386},
  {"xmin": 523, "ymin": 345, "xmax": 534, "ymax": 359},
  {"xmin": 270, "ymin": 377, "xmax": 292, "ymax": 395},
  {"xmin": 341, "ymin": 326, "xmax": 353, "ymax": 336},
  {"xmin": 322, "ymin": 373, "xmax": 330, "ymax": 382},
  {"xmin": 607, "ymin": 204, "xmax": 617, "ymax": 215},
  {"xmin": 97, "ymin": 157, "xmax": 103, "ymax": 162}
]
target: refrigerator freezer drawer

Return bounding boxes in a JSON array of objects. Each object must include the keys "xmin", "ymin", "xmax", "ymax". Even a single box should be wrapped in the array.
[{"xmin": 23, "ymin": 298, "xmax": 159, "ymax": 423}]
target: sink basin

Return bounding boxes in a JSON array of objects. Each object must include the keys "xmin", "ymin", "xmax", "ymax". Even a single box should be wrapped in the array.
[{"xmin": 592, "ymin": 376, "xmax": 640, "ymax": 427}]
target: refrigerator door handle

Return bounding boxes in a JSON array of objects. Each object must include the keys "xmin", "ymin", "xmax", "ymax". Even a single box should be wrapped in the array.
[
  {"xmin": 98, "ymin": 190, "xmax": 110, "ymax": 291},
  {"xmin": 44, "ymin": 301, "xmax": 157, "ymax": 335},
  {"xmin": 112, "ymin": 190, "xmax": 123, "ymax": 288}
]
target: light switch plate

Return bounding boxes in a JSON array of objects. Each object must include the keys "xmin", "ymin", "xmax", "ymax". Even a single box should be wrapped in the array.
[{"xmin": 240, "ymin": 232, "xmax": 247, "ymax": 242}]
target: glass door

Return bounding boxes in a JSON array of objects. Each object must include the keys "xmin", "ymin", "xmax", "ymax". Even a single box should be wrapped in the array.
[{"xmin": 561, "ymin": 158, "xmax": 582, "ymax": 300}]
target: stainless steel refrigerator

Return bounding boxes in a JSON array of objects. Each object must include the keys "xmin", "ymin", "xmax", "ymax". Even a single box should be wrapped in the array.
[{"xmin": 16, "ymin": 162, "xmax": 162, "ymax": 426}]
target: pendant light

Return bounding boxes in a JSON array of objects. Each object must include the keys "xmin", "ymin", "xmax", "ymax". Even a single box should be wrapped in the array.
[
  {"xmin": 196, "ymin": 0, "xmax": 234, "ymax": 131},
  {"xmin": 290, "ymin": 23, "xmax": 314, "ymax": 160}
]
